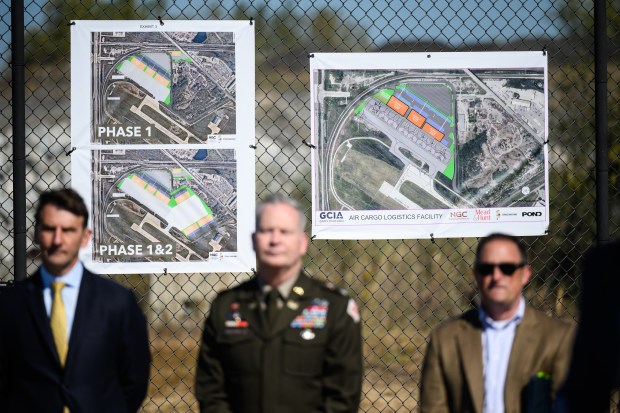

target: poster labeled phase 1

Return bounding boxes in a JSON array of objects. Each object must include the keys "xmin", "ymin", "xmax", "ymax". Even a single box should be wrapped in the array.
[
  {"xmin": 310, "ymin": 52, "xmax": 549, "ymax": 240},
  {"xmin": 71, "ymin": 20, "xmax": 255, "ymax": 273}
]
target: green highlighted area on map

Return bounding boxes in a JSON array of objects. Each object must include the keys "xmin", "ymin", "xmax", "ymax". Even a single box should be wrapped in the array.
[
  {"xmin": 374, "ymin": 89, "xmax": 394, "ymax": 104},
  {"xmin": 442, "ymin": 142, "xmax": 455, "ymax": 179},
  {"xmin": 117, "ymin": 172, "xmax": 215, "ymax": 238},
  {"xmin": 117, "ymin": 55, "xmax": 172, "ymax": 105}
]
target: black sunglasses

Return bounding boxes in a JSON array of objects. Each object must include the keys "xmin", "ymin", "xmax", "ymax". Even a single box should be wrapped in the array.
[{"xmin": 475, "ymin": 262, "xmax": 526, "ymax": 276}]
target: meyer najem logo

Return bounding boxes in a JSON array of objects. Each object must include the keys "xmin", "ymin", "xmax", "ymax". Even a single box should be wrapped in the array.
[
  {"xmin": 319, "ymin": 211, "xmax": 344, "ymax": 220},
  {"xmin": 496, "ymin": 210, "xmax": 519, "ymax": 220}
]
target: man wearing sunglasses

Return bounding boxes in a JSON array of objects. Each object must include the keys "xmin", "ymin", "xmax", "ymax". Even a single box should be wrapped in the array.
[{"xmin": 420, "ymin": 233, "xmax": 573, "ymax": 413}]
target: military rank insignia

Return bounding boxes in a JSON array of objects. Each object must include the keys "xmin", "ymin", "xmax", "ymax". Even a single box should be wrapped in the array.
[
  {"xmin": 290, "ymin": 298, "xmax": 329, "ymax": 329},
  {"xmin": 224, "ymin": 302, "xmax": 249, "ymax": 328}
]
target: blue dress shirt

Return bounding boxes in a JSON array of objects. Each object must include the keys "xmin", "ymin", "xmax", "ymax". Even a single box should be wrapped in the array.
[
  {"xmin": 41, "ymin": 261, "xmax": 84, "ymax": 342},
  {"xmin": 479, "ymin": 297, "xmax": 526, "ymax": 413}
]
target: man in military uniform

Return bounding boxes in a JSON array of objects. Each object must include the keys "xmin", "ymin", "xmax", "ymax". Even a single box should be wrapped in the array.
[{"xmin": 195, "ymin": 193, "xmax": 362, "ymax": 413}]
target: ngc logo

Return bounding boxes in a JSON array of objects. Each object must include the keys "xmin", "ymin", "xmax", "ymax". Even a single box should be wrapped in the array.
[
  {"xmin": 449, "ymin": 211, "xmax": 468, "ymax": 219},
  {"xmin": 522, "ymin": 211, "xmax": 543, "ymax": 217},
  {"xmin": 319, "ymin": 211, "xmax": 344, "ymax": 220}
]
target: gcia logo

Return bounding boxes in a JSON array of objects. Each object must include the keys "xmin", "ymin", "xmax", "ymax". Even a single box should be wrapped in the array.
[
  {"xmin": 319, "ymin": 211, "xmax": 344, "ymax": 219},
  {"xmin": 522, "ymin": 211, "xmax": 543, "ymax": 217}
]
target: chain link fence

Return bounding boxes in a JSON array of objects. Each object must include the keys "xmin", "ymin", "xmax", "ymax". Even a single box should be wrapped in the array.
[{"xmin": 1, "ymin": 0, "xmax": 619, "ymax": 411}]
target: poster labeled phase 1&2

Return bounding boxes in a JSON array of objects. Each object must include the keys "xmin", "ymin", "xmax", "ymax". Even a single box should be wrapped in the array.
[
  {"xmin": 311, "ymin": 52, "xmax": 549, "ymax": 239},
  {"xmin": 71, "ymin": 20, "xmax": 255, "ymax": 273}
]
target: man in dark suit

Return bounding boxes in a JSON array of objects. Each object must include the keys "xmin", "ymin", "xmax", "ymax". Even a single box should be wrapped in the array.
[
  {"xmin": 195, "ymin": 193, "xmax": 362, "ymax": 413},
  {"xmin": 0, "ymin": 188, "xmax": 151, "ymax": 413},
  {"xmin": 420, "ymin": 233, "xmax": 573, "ymax": 413},
  {"xmin": 555, "ymin": 240, "xmax": 620, "ymax": 413}
]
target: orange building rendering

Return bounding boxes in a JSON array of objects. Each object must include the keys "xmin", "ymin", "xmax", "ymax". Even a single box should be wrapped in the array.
[
  {"xmin": 387, "ymin": 96, "xmax": 408, "ymax": 116},
  {"xmin": 407, "ymin": 109, "xmax": 426, "ymax": 127},
  {"xmin": 422, "ymin": 123, "xmax": 445, "ymax": 141}
]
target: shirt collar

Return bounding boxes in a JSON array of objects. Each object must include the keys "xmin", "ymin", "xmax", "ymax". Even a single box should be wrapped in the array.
[
  {"xmin": 40, "ymin": 261, "xmax": 84, "ymax": 290},
  {"xmin": 259, "ymin": 271, "xmax": 300, "ymax": 299},
  {"xmin": 478, "ymin": 296, "xmax": 525, "ymax": 330}
]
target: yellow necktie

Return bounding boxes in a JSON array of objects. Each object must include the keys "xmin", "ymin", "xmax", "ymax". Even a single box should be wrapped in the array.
[{"xmin": 50, "ymin": 281, "xmax": 68, "ymax": 366}]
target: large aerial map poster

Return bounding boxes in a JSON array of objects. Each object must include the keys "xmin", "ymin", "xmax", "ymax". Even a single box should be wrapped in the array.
[
  {"xmin": 311, "ymin": 52, "xmax": 548, "ymax": 239},
  {"xmin": 71, "ymin": 20, "xmax": 255, "ymax": 273}
]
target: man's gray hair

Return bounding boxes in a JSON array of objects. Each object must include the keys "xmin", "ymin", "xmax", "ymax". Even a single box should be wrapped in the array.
[{"xmin": 255, "ymin": 193, "xmax": 307, "ymax": 231}]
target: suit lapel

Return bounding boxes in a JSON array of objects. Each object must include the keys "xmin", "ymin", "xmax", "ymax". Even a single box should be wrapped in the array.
[
  {"xmin": 457, "ymin": 311, "xmax": 484, "ymax": 413},
  {"xmin": 65, "ymin": 269, "xmax": 94, "ymax": 369},
  {"xmin": 237, "ymin": 277, "xmax": 267, "ymax": 339},
  {"xmin": 25, "ymin": 270, "xmax": 62, "ymax": 366},
  {"xmin": 238, "ymin": 273, "xmax": 322, "ymax": 338},
  {"xmin": 505, "ymin": 306, "xmax": 538, "ymax": 409}
]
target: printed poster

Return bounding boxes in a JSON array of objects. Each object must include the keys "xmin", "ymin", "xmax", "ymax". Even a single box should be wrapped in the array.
[
  {"xmin": 310, "ymin": 51, "xmax": 549, "ymax": 239},
  {"xmin": 71, "ymin": 20, "xmax": 255, "ymax": 273}
]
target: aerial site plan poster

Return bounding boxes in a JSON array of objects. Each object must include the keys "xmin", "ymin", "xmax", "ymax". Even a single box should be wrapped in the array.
[
  {"xmin": 310, "ymin": 51, "xmax": 549, "ymax": 240},
  {"xmin": 71, "ymin": 20, "xmax": 255, "ymax": 273}
]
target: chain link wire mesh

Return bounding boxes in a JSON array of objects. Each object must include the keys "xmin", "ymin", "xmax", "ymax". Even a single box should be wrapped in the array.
[{"xmin": 1, "ymin": 0, "xmax": 619, "ymax": 411}]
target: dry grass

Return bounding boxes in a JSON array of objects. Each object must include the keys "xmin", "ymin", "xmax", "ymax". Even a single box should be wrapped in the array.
[
  {"xmin": 141, "ymin": 322, "xmax": 421, "ymax": 413},
  {"xmin": 143, "ymin": 324, "xmax": 201, "ymax": 413}
]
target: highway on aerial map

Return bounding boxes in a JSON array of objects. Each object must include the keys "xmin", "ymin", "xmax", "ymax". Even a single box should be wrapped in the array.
[
  {"xmin": 71, "ymin": 20, "xmax": 256, "ymax": 272},
  {"xmin": 93, "ymin": 148, "xmax": 238, "ymax": 264},
  {"xmin": 91, "ymin": 30, "xmax": 237, "ymax": 145},
  {"xmin": 88, "ymin": 30, "xmax": 241, "ymax": 264},
  {"xmin": 314, "ymin": 67, "xmax": 546, "ymax": 213}
]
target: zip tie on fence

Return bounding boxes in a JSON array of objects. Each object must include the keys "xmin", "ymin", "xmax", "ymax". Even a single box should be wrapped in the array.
[
  {"xmin": 157, "ymin": 16, "xmax": 164, "ymax": 26},
  {"xmin": 308, "ymin": 53, "xmax": 315, "ymax": 58},
  {"xmin": 427, "ymin": 54, "xmax": 431, "ymax": 58},
  {"xmin": 542, "ymin": 47, "xmax": 547, "ymax": 56},
  {"xmin": 249, "ymin": 144, "xmax": 257, "ymax": 149},
  {"xmin": 65, "ymin": 147, "xmax": 76, "ymax": 156},
  {"xmin": 163, "ymin": 268, "xmax": 167, "ymax": 275},
  {"xmin": 251, "ymin": 267, "xmax": 257, "ymax": 275},
  {"xmin": 249, "ymin": 17, "xmax": 254, "ymax": 26},
  {"xmin": 68, "ymin": 21, "xmax": 76, "ymax": 26},
  {"xmin": 311, "ymin": 235, "xmax": 316, "ymax": 240},
  {"xmin": 543, "ymin": 139, "xmax": 549, "ymax": 145},
  {"xmin": 430, "ymin": 233, "xmax": 435, "ymax": 243},
  {"xmin": 303, "ymin": 140, "xmax": 316, "ymax": 149}
]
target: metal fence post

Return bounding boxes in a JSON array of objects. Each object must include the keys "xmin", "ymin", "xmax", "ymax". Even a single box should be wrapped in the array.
[
  {"xmin": 595, "ymin": 0, "xmax": 609, "ymax": 245},
  {"xmin": 11, "ymin": 0, "xmax": 26, "ymax": 281}
]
